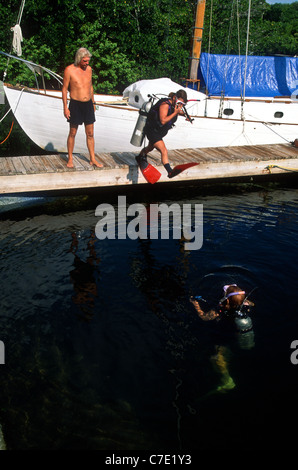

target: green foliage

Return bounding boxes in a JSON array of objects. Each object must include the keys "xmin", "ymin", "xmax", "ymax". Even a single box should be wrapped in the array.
[
  {"xmin": 72, "ymin": 20, "xmax": 140, "ymax": 93},
  {"xmin": 261, "ymin": 1, "xmax": 298, "ymax": 55},
  {"xmin": 202, "ymin": 0, "xmax": 298, "ymax": 57},
  {"xmin": 0, "ymin": 0, "xmax": 297, "ymax": 93}
]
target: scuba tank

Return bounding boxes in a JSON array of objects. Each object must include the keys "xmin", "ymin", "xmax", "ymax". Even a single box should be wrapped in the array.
[
  {"xmin": 234, "ymin": 311, "xmax": 255, "ymax": 350},
  {"xmin": 130, "ymin": 99, "xmax": 153, "ymax": 147},
  {"xmin": 234, "ymin": 311, "xmax": 253, "ymax": 333}
]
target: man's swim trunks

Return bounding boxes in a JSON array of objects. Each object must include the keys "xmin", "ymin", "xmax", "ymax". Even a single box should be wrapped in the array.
[{"xmin": 68, "ymin": 99, "xmax": 96, "ymax": 125}]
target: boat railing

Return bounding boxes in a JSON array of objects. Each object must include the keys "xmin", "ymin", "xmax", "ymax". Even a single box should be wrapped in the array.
[{"xmin": 0, "ymin": 50, "xmax": 63, "ymax": 94}]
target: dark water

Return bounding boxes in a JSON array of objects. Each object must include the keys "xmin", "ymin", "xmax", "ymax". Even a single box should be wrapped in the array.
[{"xmin": 0, "ymin": 178, "xmax": 298, "ymax": 451}]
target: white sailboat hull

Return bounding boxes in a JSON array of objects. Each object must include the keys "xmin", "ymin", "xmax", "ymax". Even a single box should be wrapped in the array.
[
  {"xmin": 4, "ymin": 80, "xmax": 298, "ymax": 154},
  {"xmin": 4, "ymin": 85, "xmax": 140, "ymax": 153}
]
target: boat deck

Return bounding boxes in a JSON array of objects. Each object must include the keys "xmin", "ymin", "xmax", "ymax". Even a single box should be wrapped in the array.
[{"xmin": 0, "ymin": 143, "xmax": 297, "ymax": 195}]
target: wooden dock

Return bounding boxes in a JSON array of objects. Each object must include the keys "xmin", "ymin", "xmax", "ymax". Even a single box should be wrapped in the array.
[{"xmin": 0, "ymin": 143, "xmax": 297, "ymax": 195}]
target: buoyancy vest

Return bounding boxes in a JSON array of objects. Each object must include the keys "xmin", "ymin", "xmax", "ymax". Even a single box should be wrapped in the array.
[{"xmin": 146, "ymin": 98, "xmax": 178, "ymax": 132}]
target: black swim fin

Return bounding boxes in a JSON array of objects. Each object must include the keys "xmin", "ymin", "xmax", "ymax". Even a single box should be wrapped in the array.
[
  {"xmin": 136, "ymin": 154, "xmax": 161, "ymax": 184},
  {"xmin": 168, "ymin": 162, "xmax": 199, "ymax": 179}
]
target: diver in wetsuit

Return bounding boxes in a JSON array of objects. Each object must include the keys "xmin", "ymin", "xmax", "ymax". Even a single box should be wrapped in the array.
[
  {"xmin": 190, "ymin": 284, "xmax": 255, "ymax": 349},
  {"xmin": 190, "ymin": 284, "xmax": 255, "ymax": 392},
  {"xmin": 136, "ymin": 90, "xmax": 188, "ymax": 178}
]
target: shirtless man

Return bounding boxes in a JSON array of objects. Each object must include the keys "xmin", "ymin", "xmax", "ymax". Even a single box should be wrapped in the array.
[{"xmin": 62, "ymin": 47, "xmax": 102, "ymax": 168}]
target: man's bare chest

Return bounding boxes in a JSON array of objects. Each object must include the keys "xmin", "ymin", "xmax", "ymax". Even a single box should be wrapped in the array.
[{"xmin": 70, "ymin": 70, "xmax": 91, "ymax": 88}]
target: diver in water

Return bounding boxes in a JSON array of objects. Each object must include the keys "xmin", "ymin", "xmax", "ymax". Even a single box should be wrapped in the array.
[
  {"xmin": 190, "ymin": 284, "xmax": 254, "ymax": 337},
  {"xmin": 190, "ymin": 284, "xmax": 255, "ymax": 392}
]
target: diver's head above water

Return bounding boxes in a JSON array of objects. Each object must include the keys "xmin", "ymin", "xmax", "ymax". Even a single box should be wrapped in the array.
[{"xmin": 219, "ymin": 284, "xmax": 246, "ymax": 311}]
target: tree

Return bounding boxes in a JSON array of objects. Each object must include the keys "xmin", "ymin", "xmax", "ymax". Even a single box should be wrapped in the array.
[
  {"xmin": 261, "ymin": 1, "xmax": 298, "ymax": 55},
  {"xmin": 202, "ymin": 0, "xmax": 298, "ymax": 57},
  {"xmin": 0, "ymin": 0, "xmax": 297, "ymax": 93},
  {"xmin": 73, "ymin": 20, "xmax": 140, "ymax": 93}
]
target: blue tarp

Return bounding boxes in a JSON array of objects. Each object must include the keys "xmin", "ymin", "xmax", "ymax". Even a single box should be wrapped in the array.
[{"xmin": 197, "ymin": 52, "xmax": 298, "ymax": 97}]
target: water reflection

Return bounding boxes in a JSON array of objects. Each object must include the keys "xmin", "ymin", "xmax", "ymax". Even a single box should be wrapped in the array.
[
  {"xmin": 69, "ymin": 231, "xmax": 99, "ymax": 322},
  {"xmin": 0, "ymin": 183, "xmax": 297, "ymax": 449}
]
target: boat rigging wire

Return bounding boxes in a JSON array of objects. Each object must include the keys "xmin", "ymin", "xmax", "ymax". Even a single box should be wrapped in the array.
[
  {"xmin": 1, "ymin": 87, "xmax": 25, "ymax": 121},
  {"xmin": 3, "ymin": 0, "xmax": 26, "ymax": 81},
  {"xmin": 16, "ymin": 0, "xmax": 26, "ymax": 25},
  {"xmin": 242, "ymin": 0, "xmax": 251, "ymax": 102},
  {"xmin": 236, "ymin": 0, "xmax": 242, "ymax": 97},
  {"xmin": 241, "ymin": 0, "xmax": 252, "ymax": 121},
  {"xmin": 260, "ymin": 121, "xmax": 293, "ymax": 144},
  {"xmin": 0, "ymin": 86, "xmax": 25, "ymax": 144},
  {"xmin": 0, "ymin": 106, "xmax": 12, "ymax": 125},
  {"xmin": 245, "ymin": 110, "xmax": 294, "ymax": 144},
  {"xmin": 0, "ymin": 51, "xmax": 64, "ymax": 88},
  {"xmin": 218, "ymin": 0, "xmax": 239, "ymax": 118},
  {"xmin": 204, "ymin": 0, "xmax": 213, "ymax": 117}
]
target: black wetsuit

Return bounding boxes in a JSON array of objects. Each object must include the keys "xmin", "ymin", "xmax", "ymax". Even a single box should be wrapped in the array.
[{"xmin": 144, "ymin": 98, "xmax": 177, "ymax": 144}]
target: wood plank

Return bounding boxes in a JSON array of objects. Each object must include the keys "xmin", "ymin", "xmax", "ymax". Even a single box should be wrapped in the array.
[
  {"xmin": 0, "ymin": 143, "xmax": 297, "ymax": 196},
  {"xmin": 94, "ymin": 152, "xmax": 115, "ymax": 168},
  {"xmin": 48, "ymin": 154, "xmax": 69, "ymax": 172},
  {"xmin": 212, "ymin": 147, "xmax": 244, "ymax": 161},
  {"xmin": 20, "ymin": 155, "xmax": 41, "ymax": 173},
  {"xmin": 265, "ymin": 144, "xmax": 296, "ymax": 159},
  {"xmin": 29, "ymin": 156, "xmax": 47, "ymax": 171},
  {"xmin": 231, "ymin": 148, "xmax": 260, "ymax": 161},
  {"xmin": 192, "ymin": 149, "xmax": 214, "ymax": 162},
  {"xmin": 242, "ymin": 145, "xmax": 272, "ymax": 160},
  {"xmin": 0, "ymin": 157, "xmax": 10, "ymax": 175},
  {"xmin": 72, "ymin": 154, "xmax": 91, "ymax": 171},
  {"xmin": 1, "ymin": 158, "xmax": 16, "ymax": 175},
  {"xmin": 109, "ymin": 152, "xmax": 130, "ymax": 167},
  {"xmin": 170, "ymin": 149, "xmax": 198, "ymax": 164},
  {"xmin": 30, "ymin": 155, "xmax": 50, "ymax": 173},
  {"xmin": 183, "ymin": 148, "xmax": 213, "ymax": 162},
  {"xmin": 37, "ymin": 155, "xmax": 57, "ymax": 172},
  {"xmin": 146, "ymin": 153, "xmax": 161, "ymax": 165},
  {"xmin": 1, "ymin": 155, "xmax": 297, "ymax": 195},
  {"xmin": 74, "ymin": 153, "xmax": 95, "ymax": 169},
  {"xmin": 125, "ymin": 154, "xmax": 138, "ymax": 165},
  {"xmin": 111, "ymin": 152, "xmax": 137, "ymax": 166},
  {"xmin": 183, "ymin": 148, "xmax": 213, "ymax": 163},
  {"xmin": 204, "ymin": 147, "xmax": 234, "ymax": 162},
  {"xmin": 56, "ymin": 153, "xmax": 71, "ymax": 167},
  {"xmin": 281, "ymin": 144, "xmax": 298, "ymax": 157},
  {"xmin": 247, "ymin": 144, "xmax": 293, "ymax": 159},
  {"xmin": 198, "ymin": 148, "xmax": 227, "ymax": 162},
  {"xmin": 10, "ymin": 156, "xmax": 27, "ymax": 174},
  {"xmin": 146, "ymin": 157, "xmax": 165, "ymax": 167},
  {"xmin": 168, "ymin": 150, "xmax": 189, "ymax": 164}
]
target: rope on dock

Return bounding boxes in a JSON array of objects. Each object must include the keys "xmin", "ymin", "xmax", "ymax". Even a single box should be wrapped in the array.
[{"xmin": 266, "ymin": 164, "xmax": 298, "ymax": 173}]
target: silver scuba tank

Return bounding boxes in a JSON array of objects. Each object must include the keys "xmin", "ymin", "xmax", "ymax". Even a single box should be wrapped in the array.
[
  {"xmin": 130, "ymin": 100, "xmax": 152, "ymax": 147},
  {"xmin": 234, "ymin": 313, "xmax": 253, "ymax": 333},
  {"xmin": 234, "ymin": 312, "xmax": 255, "ymax": 350}
]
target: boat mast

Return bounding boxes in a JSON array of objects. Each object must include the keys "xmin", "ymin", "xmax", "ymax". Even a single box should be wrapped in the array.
[{"xmin": 187, "ymin": 0, "xmax": 206, "ymax": 89}]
